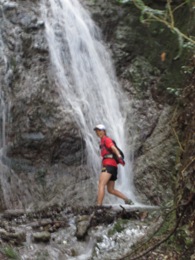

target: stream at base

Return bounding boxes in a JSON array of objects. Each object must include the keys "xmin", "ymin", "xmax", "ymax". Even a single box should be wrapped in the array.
[{"xmin": 0, "ymin": 205, "xmax": 160, "ymax": 260}]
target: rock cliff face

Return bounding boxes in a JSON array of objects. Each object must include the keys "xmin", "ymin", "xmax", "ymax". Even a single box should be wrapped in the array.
[
  {"xmin": 0, "ymin": 0, "xmax": 189, "ymax": 210},
  {"xmin": 82, "ymin": 0, "xmax": 193, "ymax": 204},
  {"xmin": 83, "ymin": 0, "xmax": 186, "ymax": 204},
  {"xmin": 0, "ymin": 0, "xmax": 94, "ymax": 210}
]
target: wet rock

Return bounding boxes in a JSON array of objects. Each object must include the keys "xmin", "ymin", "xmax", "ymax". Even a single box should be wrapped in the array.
[
  {"xmin": 2, "ymin": 2, "xmax": 18, "ymax": 11},
  {"xmin": 123, "ymin": 56, "xmax": 160, "ymax": 93},
  {"xmin": 75, "ymin": 214, "xmax": 93, "ymax": 240},
  {"xmin": 33, "ymin": 231, "xmax": 51, "ymax": 243},
  {"xmin": 0, "ymin": 228, "xmax": 26, "ymax": 245},
  {"xmin": 0, "ymin": 251, "xmax": 8, "ymax": 260},
  {"xmin": 133, "ymin": 106, "xmax": 176, "ymax": 204},
  {"xmin": 2, "ymin": 209, "xmax": 26, "ymax": 220},
  {"xmin": 21, "ymin": 132, "xmax": 45, "ymax": 141},
  {"xmin": 31, "ymin": 218, "xmax": 67, "ymax": 233},
  {"xmin": 0, "ymin": 205, "xmax": 160, "ymax": 259},
  {"xmin": 31, "ymin": 219, "xmax": 53, "ymax": 229}
]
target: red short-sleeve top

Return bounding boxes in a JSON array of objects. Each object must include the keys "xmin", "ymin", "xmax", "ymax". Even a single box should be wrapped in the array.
[{"xmin": 100, "ymin": 136, "xmax": 117, "ymax": 167}]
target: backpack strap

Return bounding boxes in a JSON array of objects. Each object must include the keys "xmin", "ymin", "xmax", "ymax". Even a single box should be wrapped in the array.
[
  {"xmin": 103, "ymin": 154, "xmax": 114, "ymax": 159},
  {"xmin": 102, "ymin": 138, "xmax": 118, "ymax": 162}
]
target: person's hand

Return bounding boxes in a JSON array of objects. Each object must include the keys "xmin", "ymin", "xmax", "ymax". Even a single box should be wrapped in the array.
[{"xmin": 118, "ymin": 157, "xmax": 125, "ymax": 166}]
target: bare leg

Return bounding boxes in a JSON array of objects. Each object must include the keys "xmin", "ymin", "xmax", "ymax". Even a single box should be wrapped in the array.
[
  {"xmin": 97, "ymin": 171, "xmax": 112, "ymax": 205},
  {"xmin": 107, "ymin": 180, "xmax": 128, "ymax": 201}
]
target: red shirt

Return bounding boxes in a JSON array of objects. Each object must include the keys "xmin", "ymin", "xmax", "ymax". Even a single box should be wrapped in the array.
[{"xmin": 100, "ymin": 136, "xmax": 117, "ymax": 167}]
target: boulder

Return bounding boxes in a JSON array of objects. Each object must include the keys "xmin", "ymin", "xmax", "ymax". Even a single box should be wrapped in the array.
[{"xmin": 33, "ymin": 231, "xmax": 51, "ymax": 243}]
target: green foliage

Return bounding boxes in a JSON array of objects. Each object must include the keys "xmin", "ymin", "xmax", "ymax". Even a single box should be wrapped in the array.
[
  {"xmin": 0, "ymin": 246, "xmax": 21, "ymax": 260},
  {"xmin": 181, "ymin": 65, "xmax": 194, "ymax": 75},
  {"xmin": 166, "ymin": 87, "xmax": 180, "ymax": 96},
  {"xmin": 117, "ymin": 0, "xmax": 195, "ymax": 59},
  {"xmin": 176, "ymin": 225, "xmax": 194, "ymax": 247},
  {"xmin": 108, "ymin": 218, "xmax": 128, "ymax": 236},
  {"xmin": 155, "ymin": 209, "xmax": 176, "ymax": 237}
]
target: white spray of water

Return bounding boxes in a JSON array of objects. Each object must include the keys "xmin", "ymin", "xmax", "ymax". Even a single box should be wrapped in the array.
[
  {"xmin": 0, "ymin": 20, "xmax": 8, "ymax": 158},
  {"xmin": 0, "ymin": 24, "xmax": 22, "ymax": 209},
  {"xmin": 41, "ymin": 0, "xmax": 135, "ymax": 201},
  {"xmin": 0, "ymin": 27, "xmax": 7, "ymax": 150},
  {"xmin": 0, "ymin": 92, "xmax": 6, "ymax": 150},
  {"xmin": 0, "ymin": 31, "xmax": 12, "ymax": 209}
]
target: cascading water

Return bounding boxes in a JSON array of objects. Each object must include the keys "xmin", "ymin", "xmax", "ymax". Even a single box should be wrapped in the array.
[
  {"xmin": 0, "ymin": 31, "xmax": 11, "ymax": 209},
  {"xmin": 0, "ymin": 92, "xmax": 6, "ymax": 151},
  {"xmin": 0, "ymin": 93, "xmax": 15, "ymax": 211},
  {"xmin": 0, "ymin": 21, "xmax": 22, "ymax": 210},
  {"xmin": 0, "ymin": 28, "xmax": 9, "ymax": 209},
  {"xmin": 0, "ymin": 28, "xmax": 7, "ymax": 153},
  {"xmin": 41, "ymin": 0, "xmax": 135, "ymax": 202}
]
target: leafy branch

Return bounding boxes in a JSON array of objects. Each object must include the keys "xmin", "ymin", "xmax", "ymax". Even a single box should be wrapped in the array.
[{"xmin": 118, "ymin": 0, "xmax": 195, "ymax": 59}]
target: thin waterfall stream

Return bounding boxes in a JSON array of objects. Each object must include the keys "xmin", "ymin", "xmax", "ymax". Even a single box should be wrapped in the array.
[
  {"xmin": 0, "ymin": 92, "xmax": 6, "ymax": 151},
  {"xmin": 0, "ymin": 36, "xmax": 13, "ymax": 209},
  {"xmin": 41, "ymin": 0, "xmax": 135, "ymax": 203},
  {"xmin": 0, "ymin": 29, "xmax": 7, "ymax": 154},
  {"xmin": 0, "ymin": 19, "xmax": 25, "ymax": 210},
  {"xmin": 0, "ymin": 89, "xmax": 22, "ymax": 209}
]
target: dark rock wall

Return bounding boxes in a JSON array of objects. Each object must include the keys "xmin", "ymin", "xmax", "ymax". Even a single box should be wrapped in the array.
[
  {"xmin": 0, "ymin": 0, "xmax": 94, "ymax": 210},
  {"xmin": 1, "ymin": 1, "xmax": 83, "ymax": 166},
  {"xmin": 83, "ymin": 0, "xmax": 193, "ymax": 90},
  {"xmin": 82, "ymin": 0, "xmax": 193, "ymax": 205}
]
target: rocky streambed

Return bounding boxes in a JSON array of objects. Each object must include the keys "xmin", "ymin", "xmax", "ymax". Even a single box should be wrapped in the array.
[{"xmin": 0, "ymin": 204, "xmax": 161, "ymax": 260}]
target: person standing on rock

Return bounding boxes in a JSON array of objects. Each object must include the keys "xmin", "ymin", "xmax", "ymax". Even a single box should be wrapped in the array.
[{"xmin": 94, "ymin": 124, "xmax": 133, "ymax": 206}]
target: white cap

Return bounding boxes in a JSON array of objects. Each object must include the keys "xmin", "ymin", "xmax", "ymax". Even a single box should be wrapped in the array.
[{"xmin": 94, "ymin": 124, "xmax": 106, "ymax": 131}]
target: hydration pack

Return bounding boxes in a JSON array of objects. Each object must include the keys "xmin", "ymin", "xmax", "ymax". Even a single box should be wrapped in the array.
[
  {"xmin": 112, "ymin": 140, "xmax": 125, "ymax": 160},
  {"xmin": 103, "ymin": 139, "xmax": 124, "ymax": 163}
]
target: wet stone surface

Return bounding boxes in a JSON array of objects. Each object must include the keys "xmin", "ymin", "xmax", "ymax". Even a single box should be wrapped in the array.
[{"xmin": 0, "ymin": 204, "xmax": 159, "ymax": 259}]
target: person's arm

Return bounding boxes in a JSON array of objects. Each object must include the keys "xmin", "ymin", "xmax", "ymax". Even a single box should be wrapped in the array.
[
  {"xmin": 110, "ymin": 145, "xmax": 121, "ymax": 158},
  {"xmin": 110, "ymin": 145, "xmax": 125, "ymax": 166}
]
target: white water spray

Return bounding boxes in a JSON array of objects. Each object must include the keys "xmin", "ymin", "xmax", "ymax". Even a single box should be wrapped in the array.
[
  {"xmin": 0, "ymin": 92, "xmax": 6, "ymax": 150},
  {"xmin": 0, "ymin": 23, "xmax": 22, "ymax": 209},
  {"xmin": 0, "ymin": 30, "xmax": 7, "ymax": 152},
  {"xmin": 41, "ymin": 0, "xmax": 135, "ymax": 201}
]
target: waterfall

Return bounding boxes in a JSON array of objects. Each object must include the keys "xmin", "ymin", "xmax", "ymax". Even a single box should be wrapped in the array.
[
  {"xmin": 0, "ymin": 91, "xmax": 11, "ymax": 209},
  {"xmin": 0, "ymin": 30, "xmax": 7, "ymax": 152},
  {"xmin": 0, "ymin": 31, "xmax": 13, "ymax": 209},
  {"xmin": 0, "ymin": 23, "xmax": 23, "ymax": 210},
  {"xmin": 41, "ymin": 0, "xmax": 135, "ymax": 202},
  {"xmin": 0, "ymin": 92, "xmax": 6, "ymax": 151}
]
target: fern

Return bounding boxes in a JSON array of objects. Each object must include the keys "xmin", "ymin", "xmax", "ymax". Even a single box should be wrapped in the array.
[{"xmin": 0, "ymin": 246, "xmax": 21, "ymax": 260}]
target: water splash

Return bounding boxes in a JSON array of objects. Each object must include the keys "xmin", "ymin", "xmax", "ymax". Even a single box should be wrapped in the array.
[{"xmin": 41, "ymin": 0, "xmax": 135, "ymax": 201}]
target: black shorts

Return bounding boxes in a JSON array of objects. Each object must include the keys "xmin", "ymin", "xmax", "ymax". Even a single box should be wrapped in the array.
[{"xmin": 102, "ymin": 165, "xmax": 118, "ymax": 181}]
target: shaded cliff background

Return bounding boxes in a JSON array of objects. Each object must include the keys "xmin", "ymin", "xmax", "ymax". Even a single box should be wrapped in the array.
[
  {"xmin": 0, "ymin": 0, "xmax": 194, "ymax": 258},
  {"xmin": 83, "ymin": 0, "xmax": 195, "ymax": 258}
]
